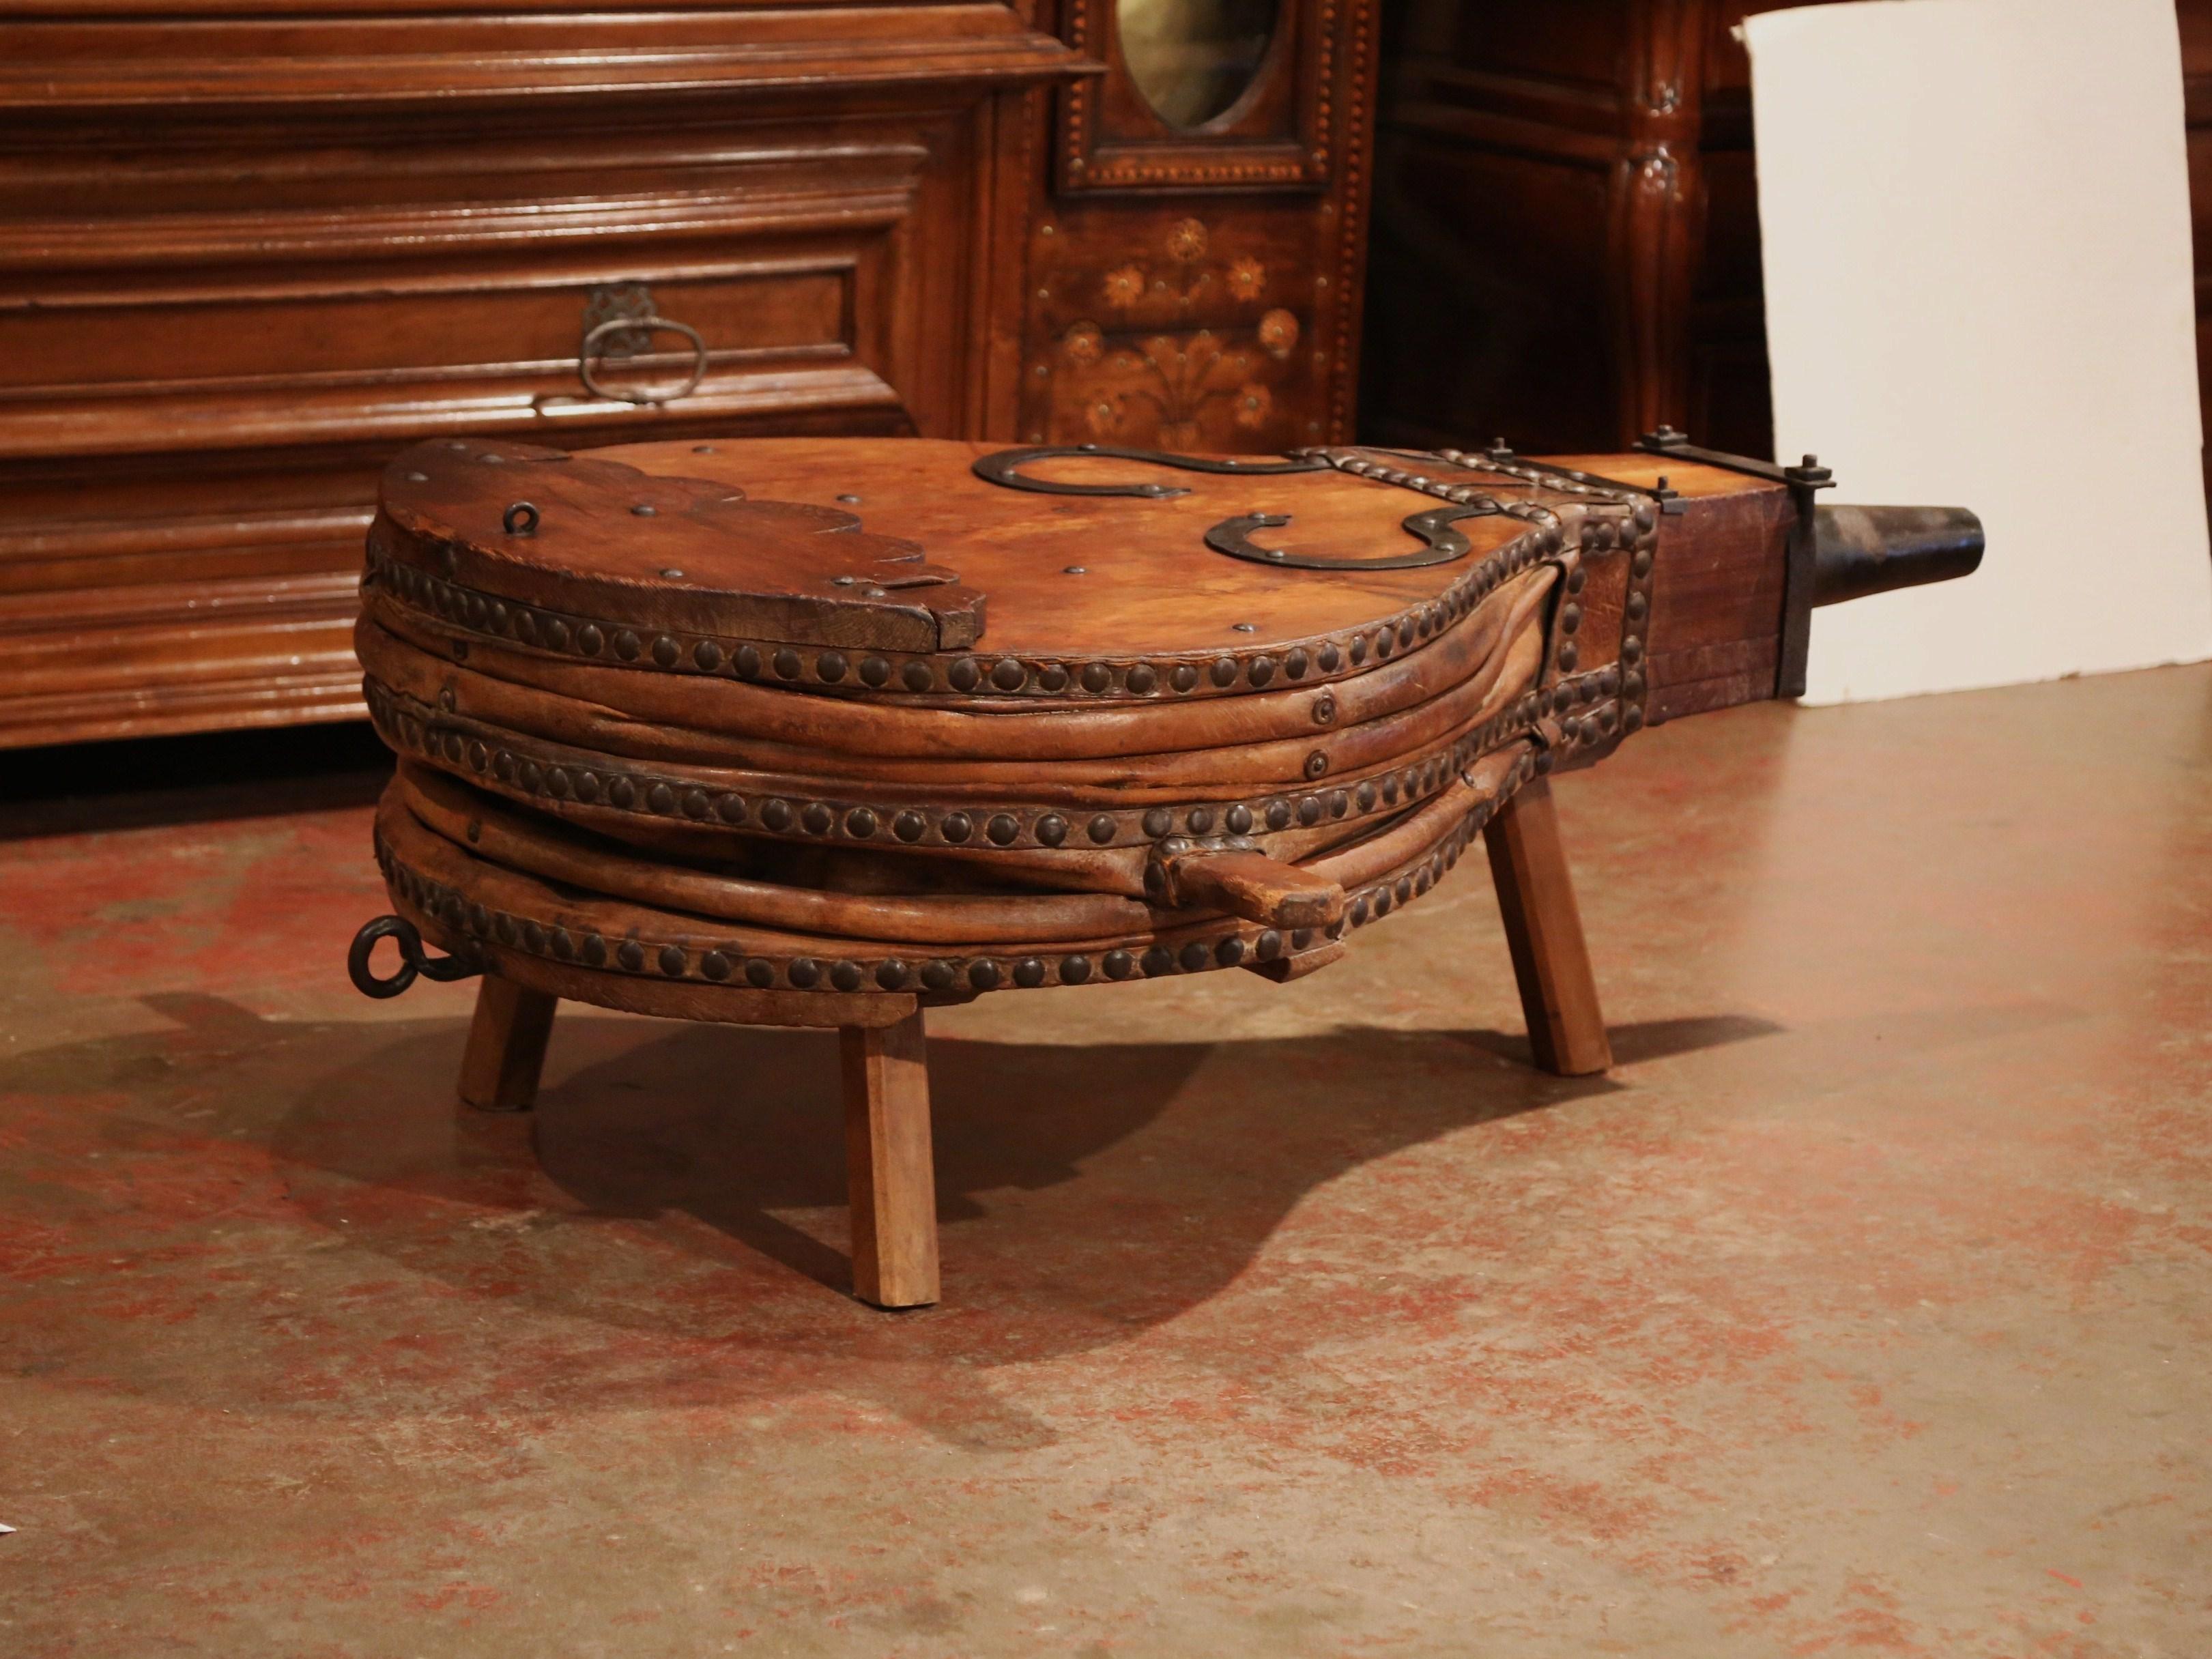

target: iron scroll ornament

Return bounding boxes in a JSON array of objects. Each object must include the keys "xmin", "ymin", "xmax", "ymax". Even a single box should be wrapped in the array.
[
  {"xmin": 971, "ymin": 443, "xmax": 1333, "ymax": 499},
  {"xmin": 1205, "ymin": 504, "xmax": 1498, "ymax": 571},
  {"xmin": 971, "ymin": 443, "xmax": 1567, "ymax": 572}
]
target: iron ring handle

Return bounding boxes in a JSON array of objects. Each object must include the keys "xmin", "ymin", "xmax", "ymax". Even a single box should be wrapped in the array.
[
  {"xmin": 347, "ymin": 914, "xmax": 483, "ymax": 1000},
  {"xmin": 578, "ymin": 315, "xmax": 709, "ymax": 407}
]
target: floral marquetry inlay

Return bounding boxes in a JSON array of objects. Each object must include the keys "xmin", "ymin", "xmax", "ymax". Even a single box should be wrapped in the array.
[{"xmin": 1035, "ymin": 216, "xmax": 1310, "ymax": 449}]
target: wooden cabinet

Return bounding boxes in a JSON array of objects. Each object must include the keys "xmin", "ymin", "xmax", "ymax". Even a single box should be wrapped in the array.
[
  {"xmin": 0, "ymin": 0, "xmax": 1378, "ymax": 749},
  {"xmin": 1366, "ymin": 0, "xmax": 2212, "ymax": 514},
  {"xmin": 1359, "ymin": 0, "xmax": 1804, "ymax": 462}
]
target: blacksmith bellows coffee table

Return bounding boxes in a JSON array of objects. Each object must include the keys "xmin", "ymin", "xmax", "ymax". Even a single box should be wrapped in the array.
[{"xmin": 347, "ymin": 432, "xmax": 1979, "ymax": 1306}]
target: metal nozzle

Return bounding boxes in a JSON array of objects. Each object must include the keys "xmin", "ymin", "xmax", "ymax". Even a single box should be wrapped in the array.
[{"xmin": 1811, "ymin": 505, "xmax": 1985, "ymax": 607}]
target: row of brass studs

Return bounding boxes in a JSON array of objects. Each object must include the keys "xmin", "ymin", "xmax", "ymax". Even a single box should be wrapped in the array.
[
  {"xmin": 362, "ymin": 519, "xmax": 1566, "ymax": 702},
  {"xmin": 366, "ymin": 669, "xmax": 1601, "ymax": 851},
  {"xmin": 374, "ymin": 753, "xmax": 1534, "ymax": 997},
  {"xmin": 1557, "ymin": 506, "xmax": 1657, "ymax": 736}
]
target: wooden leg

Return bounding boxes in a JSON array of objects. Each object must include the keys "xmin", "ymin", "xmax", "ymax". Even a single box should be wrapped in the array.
[
  {"xmin": 1483, "ymin": 777, "xmax": 1613, "ymax": 1077},
  {"xmin": 457, "ymin": 977, "xmax": 559, "ymax": 1112},
  {"xmin": 839, "ymin": 1009, "xmax": 940, "ymax": 1308}
]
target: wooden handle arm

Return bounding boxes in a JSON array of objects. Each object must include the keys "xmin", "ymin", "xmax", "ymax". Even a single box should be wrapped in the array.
[{"xmin": 1159, "ymin": 846, "xmax": 1346, "ymax": 929}]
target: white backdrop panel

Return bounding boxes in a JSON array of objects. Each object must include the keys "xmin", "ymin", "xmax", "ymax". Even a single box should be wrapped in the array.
[{"xmin": 1745, "ymin": 0, "xmax": 2212, "ymax": 702}]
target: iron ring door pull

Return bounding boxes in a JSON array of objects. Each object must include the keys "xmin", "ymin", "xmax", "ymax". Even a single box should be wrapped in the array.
[{"xmin": 578, "ymin": 315, "xmax": 710, "ymax": 407}]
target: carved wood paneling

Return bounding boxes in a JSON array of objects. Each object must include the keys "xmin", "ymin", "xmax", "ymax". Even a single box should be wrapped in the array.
[{"xmin": 0, "ymin": 0, "xmax": 1381, "ymax": 749}]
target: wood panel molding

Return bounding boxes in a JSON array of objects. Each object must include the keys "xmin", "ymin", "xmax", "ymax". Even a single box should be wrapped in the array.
[{"xmin": 0, "ymin": 0, "xmax": 1379, "ymax": 749}]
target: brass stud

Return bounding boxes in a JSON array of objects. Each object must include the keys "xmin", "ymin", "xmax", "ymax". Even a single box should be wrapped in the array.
[
  {"xmin": 584, "ymin": 934, "xmax": 608, "ymax": 966},
  {"xmin": 694, "ymin": 639, "xmax": 724, "ymax": 671},
  {"xmin": 1319, "ymin": 644, "xmax": 1342, "ymax": 672},
  {"xmin": 762, "ymin": 798, "xmax": 794, "ymax": 831},
  {"xmin": 651, "ymin": 635, "xmax": 678, "ymax": 667},
  {"xmin": 788, "ymin": 957, "xmax": 821, "ymax": 988},
  {"xmin": 818, "ymin": 652, "xmax": 848, "ymax": 682},
  {"xmin": 986, "ymin": 813, "xmax": 1020, "ymax": 845},
  {"xmin": 1104, "ymin": 949, "xmax": 1136, "ymax": 980},
  {"xmin": 943, "ymin": 812, "xmax": 973, "ymax": 843},
  {"xmin": 608, "ymin": 776, "xmax": 635, "ymax": 808},
  {"xmin": 1211, "ymin": 657, "xmax": 1238, "ymax": 687},
  {"xmin": 831, "ymin": 961, "xmax": 863, "ymax": 992},
  {"xmin": 1285, "ymin": 648, "xmax": 1309, "ymax": 679},
  {"xmin": 902, "ymin": 661, "xmax": 932, "ymax": 691},
  {"xmin": 845, "ymin": 807, "xmax": 878, "ymax": 838},
  {"xmin": 736, "ymin": 646, "xmax": 762, "ymax": 677},
  {"xmin": 647, "ymin": 782, "xmax": 676, "ymax": 814},
  {"xmin": 991, "ymin": 658, "xmax": 1026, "ymax": 691},
  {"xmin": 774, "ymin": 649, "xmax": 802, "ymax": 680},
  {"xmin": 614, "ymin": 629, "xmax": 642, "ymax": 661},
  {"xmin": 894, "ymin": 811, "xmax": 925, "ymax": 842},
  {"xmin": 1039, "ymin": 665, "xmax": 1069, "ymax": 693},
  {"xmin": 1255, "ymin": 930, "xmax": 1282, "ymax": 961},
  {"xmin": 1037, "ymin": 814, "xmax": 1068, "ymax": 847},
  {"xmin": 702, "ymin": 950, "xmax": 733, "ymax": 981},
  {"xmin": 968, "ymin": 960, "xmax": 1002, "ymax": 990},
  {"xmin": 1171, "ymin": 664, "xmax": 1200, "ymax": 693},
  {"xmin": 860, "ymin": 656, "xmax": 890, "ymax": 687},
  {"xmin": 801, "ymin": 803, "xmax": 833, "ymax": 835},
  {"xmin": 875, "ymin": 960, "xmax": 908, "ymax": 990},
  {"xmin": 1128, "ymin": 664, "xmax": 1158, "ymax": 694},
  {"xmin": 921, "ymin": 960, "xmax": 956, "ymax": 990},
  {"xmin": 716, "ymin": 794, "xmax": 745, "ymax": 823},
  {"xmin": 1249, "ymin": 657, "xmax": 1276, "ymax": 687},
  {"xmin": 1188, "ymin": 807, "xmax": 1214, "ymax": 833},
  {"xmin": 1061, "ymin": 954, "xmax": 1093, "ymax": 984},
  {"xmin": 617, "ymin": 940, "xmax": 645, "ymax": 971},
  {"xmin": 682, "ymin": 789, "xmax": 710, "ymax": 819},
  {"xmin": 1265, "ymin": 800, "xmax": 1291, "ymax": 831},
  {"xmin": 746, "ymin": 959, "xmax": 775, "ymax": 987},
  {"xmin": 949, "ymin": 658, "xmax": 981, "ymax": 691},
  {"xmin": 1088, "ymin": 814, "xmax": 1117, "ymax": 844},
  {"xmin": 1014, "ymin": 957, "xmax": 1046, "ymax": 988},
  {"xmin": 1081, "ymin": 663, "xmax": 1112, "ymax": 693},
  {"xmin": 1224, "ymin": 804, "xmax": 1253, "ymax": 834}
]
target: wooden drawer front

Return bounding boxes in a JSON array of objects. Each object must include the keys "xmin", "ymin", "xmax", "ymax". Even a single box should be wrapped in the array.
[
  {"xmin": 0, "ymin": 104, "xmax": 1003, "ymax": 747},
  {"xmin": 0, "ymin": 263, "xmax": 854, "ymax": 398},
  {"xmin": 0, "ymin": 123, "xmax": 967, "ymax": 467}
]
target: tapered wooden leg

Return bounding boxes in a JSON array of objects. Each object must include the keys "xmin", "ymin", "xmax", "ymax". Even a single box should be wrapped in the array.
[
  {"xmin": 457, "ymin": 977, "xmax": 559, "ymax": 1112},
  {"xmin": 840, "ymin": 1009, "xmax": 940, "ymax": 1308},
  {"xmin": 1484, "ymin": 777, "xmax": 1613, "ymax": 1077}
]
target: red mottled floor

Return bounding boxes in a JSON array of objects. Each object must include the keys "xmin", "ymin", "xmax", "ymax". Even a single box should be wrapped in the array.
[{"xmin": 2, "ymin": 669, "xmax": 2207, "ymax": 1657}]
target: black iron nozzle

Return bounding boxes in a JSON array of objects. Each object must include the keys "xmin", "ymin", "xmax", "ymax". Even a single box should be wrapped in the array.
[{"xmin": 1811, "ymin": 504, "xmax": 1984, "ymax": 607}]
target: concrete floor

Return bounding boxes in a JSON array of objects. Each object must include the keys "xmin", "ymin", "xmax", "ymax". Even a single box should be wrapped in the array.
[{"xmin": 2, "ymin": 667, "xmax": 2207, "ymax": 1657}]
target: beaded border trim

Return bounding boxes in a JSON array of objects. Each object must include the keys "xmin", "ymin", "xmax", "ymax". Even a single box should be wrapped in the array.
[
  {"xmin": 377, "ymin": 748, "xmax": 1552, "ymax": 998},
  {"xmin": 367, "ymin": 668, "xmax": 1625, "ymax": 854},
  {"xmin": 363, "ymin": 492, "xmax": 1585, "ymax": 705}
]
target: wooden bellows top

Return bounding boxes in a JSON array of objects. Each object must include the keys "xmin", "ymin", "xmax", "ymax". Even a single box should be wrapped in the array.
[{"xmin": 365, "ymin": 435, "xmax": 1759, "ymax": 712}]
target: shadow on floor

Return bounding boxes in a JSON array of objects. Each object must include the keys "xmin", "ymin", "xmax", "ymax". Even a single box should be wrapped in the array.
[{"xmin": 1, "ymin": 994, "xmax": 1782, "ymax": 1441}]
